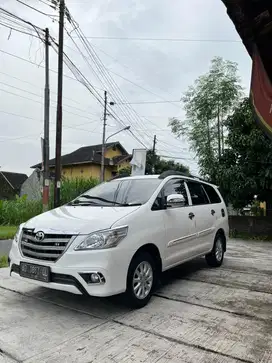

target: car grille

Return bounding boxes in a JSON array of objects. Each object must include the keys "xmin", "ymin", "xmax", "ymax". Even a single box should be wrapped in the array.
[{"xmin": 20, "ymin": 229, "xmax": 73, "ymax": 262}]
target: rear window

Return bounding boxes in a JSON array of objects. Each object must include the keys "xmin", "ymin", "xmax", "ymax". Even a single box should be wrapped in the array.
[
  {"xmin": 202, "ymin": 184, "xmax": 221, "ymax": 204},
  {"xmin": 186, "ymin": 181, "xmax": 209, "ymax": 205}
]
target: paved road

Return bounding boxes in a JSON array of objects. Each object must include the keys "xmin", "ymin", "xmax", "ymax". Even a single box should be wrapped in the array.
[
  {"xmin": 0, "ymin": 239, "xmax": 271, "ymax": 363},
  {"xmin": 0, "ymin": 240, "xmax": 12, "ymax": 256}
]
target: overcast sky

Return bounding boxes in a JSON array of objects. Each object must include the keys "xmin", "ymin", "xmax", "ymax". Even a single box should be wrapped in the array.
[{"xmin": 0, "ymin": 0, "xmax": 252, "ymax": 176}]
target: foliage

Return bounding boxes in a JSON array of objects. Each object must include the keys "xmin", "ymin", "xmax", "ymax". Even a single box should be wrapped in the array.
[
  {"xmin": 0, "ymin": 195, "xmax": 42, "ymax": 226},
  {"xmin": 114, "ymin": 152, "xmax": 189, "ymax": 176},
  {"xmin": 169, "ymin": 57, "xmax": 242, "ymax": 180},
  {"xmin": 250, "ymin": 200, "xmax": 265, "ymax": 217},
  {"xmin": 0, "ymin": 178, "xmax": 99, "ymax": 225},
  {"xmin": 215, "ymin": 98, "xmax": 272, "ymax": 208},
  {"xmin": 0, "ymin": 256, "xmax": 8, "ymax": 268},
  {"xmin": 0, "ymin": 226, "xmax": 17, "ymax": 240},
  {"xmin": 145, "ymin": 150, "xmax": 189, "ymax": 175},
  {"xmin": 49, "ymin": 177, "xmax": 99, "ymax": 207},
  {"xmin": 0, "ymin": 175, "xmax": 15, "ymax": 200},
  {"xmin": 117, "ymin": 166, "xmax": 131, "ymax": 176}
]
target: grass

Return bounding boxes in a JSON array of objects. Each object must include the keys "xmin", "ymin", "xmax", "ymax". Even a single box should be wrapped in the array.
[
  {"xmin": 0, "ymin": 226, "xmax": 17, "ymax": 240},
  {"xmin": 0, "ymin": 256, "xmax": 8, "ymax": 268}
]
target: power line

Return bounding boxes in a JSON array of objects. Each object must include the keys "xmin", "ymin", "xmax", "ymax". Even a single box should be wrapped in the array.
[
  {"xmin": 0, "ymin": 21, "xmax": 41, "ymax": 39},
  {"xmin": 0, "ymin": 70, "xmax": 94, "ymax": 107},
  {"xmin": 0, "ymin": 109, "xmax": 102, "ymax": 143},
  {"xmin": 158, "ymin": 154, "xmax": 195, "ymax": 161},
  {"xmin": 114, "ymin": 100, "xmax": 181, "ymax": 105},
  {"xmin": 68, "ymin": 42, "xmax": 180, "ymax": 109},
  {"xmin": 63, "ymin": 15, "xmax": 151, "ymax": 148},
  {"xmin": 0, "ymin": 109, "xmax": 152, "ymax": 147},
  {"xmin": 15, "ymin": 0, "xmax": 57, "ymax": 18},
  {"xmin": 72, "ymin": 36, "xmax": 242, "ymax": 43},
  {"xmin": 0, "ymin": 87, "xmax": 100, "ymax": 122},
  {"xmin": 0, "ymin": 6, "xmax": 45, "ymax": 32},
  {"xmin": 157, "ymin": 138, "xmax": 188, "ymax": 151},
  {"xmin": 0, "ymin": 48, "xmax": 103, "ymax": 91},
  {"xmin": 0, "ymin": 80, "xmax": 99, "ymax": 117},
  {"xmin": 52, "ymin": 36, "xmax": 150, "ymax": 149}
]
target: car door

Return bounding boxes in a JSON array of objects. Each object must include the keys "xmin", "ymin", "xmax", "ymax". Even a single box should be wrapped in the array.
[
  {"xmin": 185, "ymin": 180, "xmax": 214, "ymax": 254},
  {"xmin": 160, "ymin": 178, "xmax": 198, "ymax": 269},
  {"xmin": 202, "ymin": 182, "xmax": 226, "ymax": 243}
]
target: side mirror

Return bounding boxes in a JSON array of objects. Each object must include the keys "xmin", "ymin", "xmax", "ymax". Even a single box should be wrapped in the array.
[{"xmin": 166, "ymin": 194, "xmax": 186, "ymax": 208}]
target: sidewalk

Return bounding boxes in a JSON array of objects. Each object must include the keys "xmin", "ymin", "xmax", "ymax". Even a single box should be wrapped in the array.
[{"xmin": 0, "ymin": 240, "xmax": 12, "ymax": 256}]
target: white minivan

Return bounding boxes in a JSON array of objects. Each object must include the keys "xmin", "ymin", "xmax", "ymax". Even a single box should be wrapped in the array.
[{"xmin": 9, "ymin": 171, "xmax": 229, "ymax": 308}]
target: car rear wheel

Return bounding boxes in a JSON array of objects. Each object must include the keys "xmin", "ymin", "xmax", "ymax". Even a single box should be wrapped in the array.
[
  {"xmin": 205, "ymin": 234, "xmax": 225, "ymax": 267},
  {"xmin": 124, "ymin": 252, "xmax": 156, "ymax": 309}
]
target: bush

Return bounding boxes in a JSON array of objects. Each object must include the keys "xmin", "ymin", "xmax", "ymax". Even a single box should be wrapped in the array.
[
  {"xmin": 0, "ymin": 178, "xmax": 99, "ymax": 225},
  {"xmin": 0, "ymin": 195, "xmax": 43, "ymax": 225}
]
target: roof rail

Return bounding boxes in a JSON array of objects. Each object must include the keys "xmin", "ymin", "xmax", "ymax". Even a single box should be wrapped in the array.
[
  {"xmin": 158, "ymin": 170, "xmax": 189, "ymax": 179},
  {"xmin": 108, "ymin": 172, "xmax": 130, "ymax": 181},
  {"xmin": 158, "ymin": 170, "xmax": 208, "ymax": 183}
]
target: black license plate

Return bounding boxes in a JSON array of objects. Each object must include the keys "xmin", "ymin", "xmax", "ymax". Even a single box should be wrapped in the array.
[{"xmin": 20, "ymin": 262, "xmax": 50, "ymax": 283}]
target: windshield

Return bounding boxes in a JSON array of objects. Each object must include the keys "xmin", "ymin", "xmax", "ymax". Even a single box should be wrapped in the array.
[{"xmin": 70, "ymin": 178, "xmax": 162, "ymax": 207}]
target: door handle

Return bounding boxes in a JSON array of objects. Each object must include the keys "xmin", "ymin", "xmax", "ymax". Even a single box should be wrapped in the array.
[
  {"xmin": 188, "ymin": 212, "xmax": 195, "ymax": 220},
  {"xmin": 211, "ymin": 209, "xmax": 215, "ymax": 216}
]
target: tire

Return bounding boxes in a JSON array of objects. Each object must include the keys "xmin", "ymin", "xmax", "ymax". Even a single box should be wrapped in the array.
[
  {"xmin": 205, "ymin": 234, "xmax": 225, "ymax": 267},
  {"xmin": 124, "ymin": 252, "xmax": 157, "ymax": 309}
]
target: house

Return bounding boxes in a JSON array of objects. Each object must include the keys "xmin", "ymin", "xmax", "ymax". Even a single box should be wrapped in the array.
[
  {"xmin": 32, "ymin": 142, "xmax": 132, "ymax": 181},
  {"xmin": 20, "ymin": 169, "xmax": 43, "ymax": 200},
  {"xmin": 0, "ymin": 171, "xmax": 28, "ymax": 200}
]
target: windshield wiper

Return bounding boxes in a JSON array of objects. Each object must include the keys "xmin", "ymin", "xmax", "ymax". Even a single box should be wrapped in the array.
[
  {"xmin": 119, "ymin": 203, "xmax": 142, "ymax": 206},
  {"xmin": 68, "ymin": 200, "xmax": 99, "ymax": 206},
  {"xmin": 71, "ymin": 195, "xmax": 142, "ymax": 207},
  {"xmin": 73, "ymin": 195, "xmax": 123, "ymax": 205}
]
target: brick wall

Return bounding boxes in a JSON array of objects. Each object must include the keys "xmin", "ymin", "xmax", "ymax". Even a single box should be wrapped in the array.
[{"xmin": 229, "ymin": 216, "xmax": 272, "ymax": 236}]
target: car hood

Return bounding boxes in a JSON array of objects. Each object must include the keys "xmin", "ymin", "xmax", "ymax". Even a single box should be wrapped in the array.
[{"xmin": 24, "ymin": 205, "xmax": 141, "ymax": 235}]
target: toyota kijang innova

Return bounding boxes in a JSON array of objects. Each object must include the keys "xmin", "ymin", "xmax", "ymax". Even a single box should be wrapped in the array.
[{"xmin": 9, "ymin": 171, "xmax": 229, "ymax": 308}]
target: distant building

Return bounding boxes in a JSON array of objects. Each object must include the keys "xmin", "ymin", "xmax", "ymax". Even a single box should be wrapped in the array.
[
  {"xmin": 0, "ymin": 171, "xmax": 28, "ymax": 200},
  {"xmin": 32, "ymin": 142, "xmax": 132, "ymax": 181},
  {"xmin": 20, "ymin": 169, "xmax": 43, "ymax": 201}
]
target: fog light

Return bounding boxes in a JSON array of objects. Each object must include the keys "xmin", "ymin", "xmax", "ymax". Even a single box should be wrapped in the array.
[
  {"xmin": 79, "ymin": 272, "xmax": 106, "ymax": 284},
  {"xmin": 90, "ymin": 273, "xmax": 100, "ymax": 283}
]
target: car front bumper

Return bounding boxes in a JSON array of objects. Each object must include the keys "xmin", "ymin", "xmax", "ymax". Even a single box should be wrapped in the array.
[{"xmin": 9, "ymin": 239, "xmax": 129, "ymax": 297}]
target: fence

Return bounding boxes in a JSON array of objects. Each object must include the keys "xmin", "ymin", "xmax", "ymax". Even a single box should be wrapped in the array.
[{"xmin": 229, "ymin": 216, "xmax": 272, "ymax": 236}]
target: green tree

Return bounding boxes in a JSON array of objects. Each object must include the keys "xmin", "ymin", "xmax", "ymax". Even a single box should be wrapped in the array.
[
  {"xmin": 117, "ymin": 151, "xmax": 189, "ymax": 176},
  {"xmin": 145, "ymin": 150, "xmax": 189, "ymax": 175},
  {"xmin": 169, "ymin": 57, "xmax": 242, "ymax": 180},
  {"xmin": 216, "ymin": 98, "xmax": 272, "ymax": 209}
]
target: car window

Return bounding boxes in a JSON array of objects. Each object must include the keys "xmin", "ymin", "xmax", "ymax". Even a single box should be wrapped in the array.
[
  {"xmin": 164, "ymin": 179, "xmax": 189, "ymax": 206},
  {"xmin": 186, "ymin": 181, "xmax": 209, "ymax": 205},
  {"xmin": 202, "ymin": 183, "xmax": 221, "ymax": 204}
]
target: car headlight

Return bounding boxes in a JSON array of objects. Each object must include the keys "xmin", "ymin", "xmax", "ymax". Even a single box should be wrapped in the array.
[
  {"xmin": 75, "ymin": 226, "xmax": 128, "ymax": 251},
  {"xmin": 14, "ymin": 223, "xmax": 24, "ymax": 244}
]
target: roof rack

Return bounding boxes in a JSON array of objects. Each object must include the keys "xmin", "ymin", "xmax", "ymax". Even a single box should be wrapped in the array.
[
  {"xmin": 108, "ymin": 172, "xmax": 131, "ymax": 181},
  {"xmin": 158, "ymin": 170, "xmax": 208, "ymax": 183}
]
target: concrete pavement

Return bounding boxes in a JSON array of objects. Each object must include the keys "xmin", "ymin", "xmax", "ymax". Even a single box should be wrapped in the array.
[
  {"xmin": 0, "ymin": 239, "xmax": 271, "ymax": 363},
  {"xmin": 0, "ymin": 240, "xmax": 12, "ymax": 256}
]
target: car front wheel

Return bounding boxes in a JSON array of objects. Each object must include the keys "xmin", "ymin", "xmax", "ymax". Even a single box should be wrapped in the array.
[{"xmin": 125, "ymin": 252, "xmax": 156, "ymax": 309}]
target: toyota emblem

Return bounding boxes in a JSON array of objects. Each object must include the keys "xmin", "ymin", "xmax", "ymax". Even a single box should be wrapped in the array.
[{"xmin": 35, "ymin": 231, "xmax": 45, "ymax": 241}]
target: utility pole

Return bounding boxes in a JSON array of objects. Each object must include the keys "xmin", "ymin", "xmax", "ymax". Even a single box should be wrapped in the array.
[
  {"xmin": 100, "ymin": 90, "xmax": 107, "ymax": 182},
  {"xmin": 217, "ymin": 102, "xmax": 221, "ymax": 158},
  {"xmin": 152, "ymin": 135, "xmax": 157, "ymax": 154},
  {"xmin": 152, "ymin": 135, "xmax": 157, "ymax": 174},
  {"xmin": 43, "ymin": 28, "xmax": 50, "ymax": 212},
  {"xmin": 54, "ymin": 0, "xmax": 65, "ymax": 208}
]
